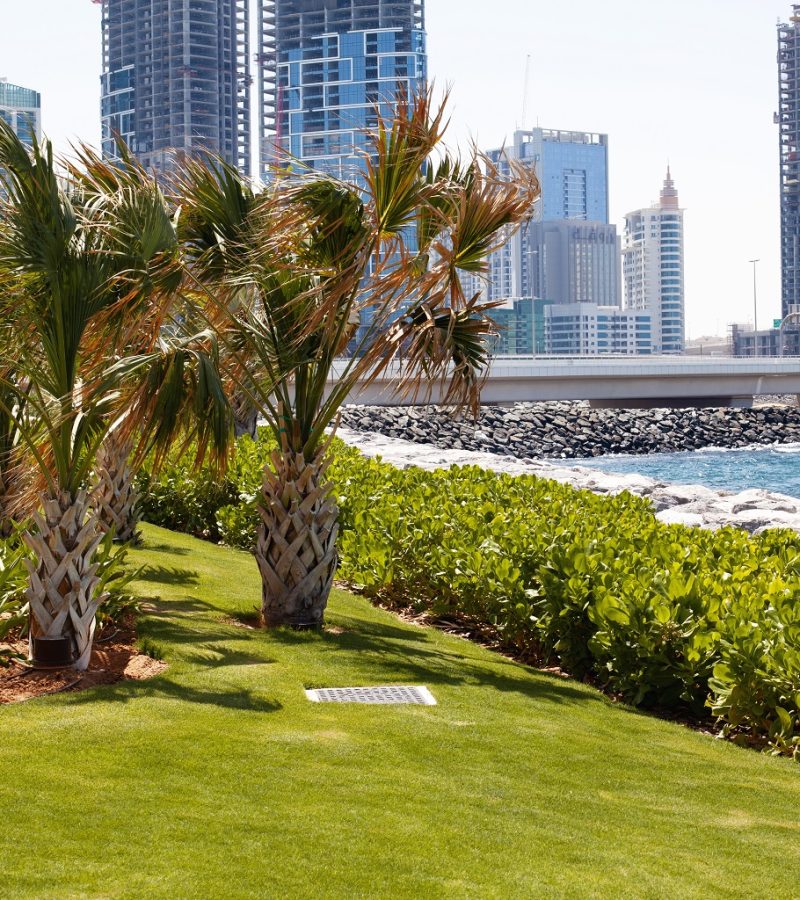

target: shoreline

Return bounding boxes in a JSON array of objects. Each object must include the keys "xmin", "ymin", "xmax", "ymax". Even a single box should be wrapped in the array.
[
  {"xmin": 336, "ymin": 426, "xmax": 800, "ymax": 535},
  {"xmin": 571, "ymin": 439, "xmax": 800, "ymax": 461}
]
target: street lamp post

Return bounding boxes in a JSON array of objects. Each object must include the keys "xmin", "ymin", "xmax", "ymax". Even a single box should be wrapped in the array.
[{"xmin": 749, "ymin": 258, "xmax": 760, "ymax": 357}]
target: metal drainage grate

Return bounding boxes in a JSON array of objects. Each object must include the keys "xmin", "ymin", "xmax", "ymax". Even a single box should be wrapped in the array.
[{"xmin": 305, "ymin": 685, "xmax": 437, "ymax": 705}]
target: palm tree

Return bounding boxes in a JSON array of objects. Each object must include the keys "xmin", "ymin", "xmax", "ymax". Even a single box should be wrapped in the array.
[
  {"xmin": 177, "ymin": 93, "xmax": 540, "ymax": 628},
  {"xmin": 0, "ymin": 123, "xmax": 230, "ymax": 668},
  {"xmin": 69, "ymin": 146, "xmax": 233, "ymax": 544},
  {"xmin": 0, "ymin": 274, "xmax": 39, "ymax": 536}
]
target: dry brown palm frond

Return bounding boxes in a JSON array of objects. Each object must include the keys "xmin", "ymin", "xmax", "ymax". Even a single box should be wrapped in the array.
[{"xmin": 172, "ymin": 90, "xmax": 540, "ymax": 458}]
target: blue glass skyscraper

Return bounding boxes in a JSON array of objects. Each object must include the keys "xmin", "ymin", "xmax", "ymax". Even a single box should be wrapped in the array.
[
  {"xmin": 478, "ymin": 127, "xmax": 616, "ymax": 305},
  {"xmin": 779, "ymin": 5, "xmax": 800, "ymax": 317},
  {"xmin": 488, "ymin": 128, "xmax": 609, "ymax": 223},
  {"xmin": 258, "ymin": 0, "xmax": 427, "ymax": 179},
  {"xmin": 0, "ymin": 79, "xmax": 41, "ymax": 147}
]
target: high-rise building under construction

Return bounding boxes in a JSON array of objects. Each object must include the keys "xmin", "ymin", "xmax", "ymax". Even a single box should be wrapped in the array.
[
  {"xmin": 257, "ymin": 0, "xmax": 427, "ymax": 179},
  {"xmin": 100, "ymin": 0, "xmax": 251, "ymax": 175},
  {"xmin": 778, "ymin": 4, "xmax": 800, "ymax": 317}
]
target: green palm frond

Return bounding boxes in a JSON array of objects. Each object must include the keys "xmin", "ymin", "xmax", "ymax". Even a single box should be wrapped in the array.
[
  {"xmin": 286, "ymin": 178, "xmax": 369, "ymax": 272},
  {"xmin": 387, "ymin": 294, "xmax": 502, "ymax": 414},
  {"xmin": 439, "ymin": 157, "xmax": 539, "ymax": 277},
  {"xmin": 415, "ymin": 153, "xmax": 475, "ymax": 253},
  {"xmin": 107, "ymin": 330, "xmax": 233, "ymax": 472},
  {"xmin": 0, "ymin": 124, "xmax": 195, "ymax": 495},
  {"xmin": 175, "ymin": 157, "xmax": 257, "ymax": 282},
  {"xmin": 362, "ymin": 88, "xmax": 445, "ymax": 240}
]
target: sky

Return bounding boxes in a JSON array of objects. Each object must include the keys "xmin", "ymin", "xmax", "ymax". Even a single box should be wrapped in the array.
[{"xmin": 0, "ymin": 0, "xmax": 794, "ymax": 339}]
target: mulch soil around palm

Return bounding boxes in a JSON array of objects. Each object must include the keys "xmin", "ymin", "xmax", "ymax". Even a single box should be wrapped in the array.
[{"xmin": 0, "ymin": 615, "xmax": 166, "ymax": 704}]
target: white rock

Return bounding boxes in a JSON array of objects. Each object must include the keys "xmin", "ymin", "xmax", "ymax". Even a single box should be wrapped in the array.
[
  {"xmin": 728, "ymin": 488, "xmax": 798, "ymax": 515},
  {"xmin": 656, "ymin": 509, "xmax": 707, "ymax": 528},
  {"xmin": 729, "ymin": 509, "xmax": 800, "ymax": 534},
  {"xmin": 583, "ymin": 472, "xmax": 658, "ymax": 495},
  {"xmin": 656, "ymin": 484, "xmax": 727, "ymax": 506}
]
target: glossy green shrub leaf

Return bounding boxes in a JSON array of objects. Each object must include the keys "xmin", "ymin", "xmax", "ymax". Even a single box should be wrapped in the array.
[{"xmin": 137, "ymin": 428, "xmax": 800, "ymax": 759}]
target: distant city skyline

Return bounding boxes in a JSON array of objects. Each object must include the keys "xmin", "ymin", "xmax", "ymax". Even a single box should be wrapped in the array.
[
  {"xmin": 0, "ymin": 0, "xmax": 792, "ymax": 339},
  {"xmin": 0, "ymin": 78, "xmax": 41, "ymax": 148}
]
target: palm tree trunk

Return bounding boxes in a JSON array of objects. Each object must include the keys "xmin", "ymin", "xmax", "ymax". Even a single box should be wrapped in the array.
[
  {"xmin": 232, "ymin": 392, "xmax": 258, "ymax": 439},
  {"xmin": 22, "ymin": 490, "xmax": 107, "ymax": 670},
  {"xmin": 93, "ymin": 433, "xmax": 141, "ymax": 543},
  {"xmin": 255, "ymin": 443, "xmax": 339, "ymax": 628}
]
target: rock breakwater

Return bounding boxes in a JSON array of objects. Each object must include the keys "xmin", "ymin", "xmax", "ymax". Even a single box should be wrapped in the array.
[{"xmin": 339, "ymin": 401, "xmax": 800, "ymax": 460}]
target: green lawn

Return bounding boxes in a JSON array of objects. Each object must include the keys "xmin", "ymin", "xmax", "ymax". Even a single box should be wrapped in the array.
[{"xmin": 2, "ymin": 524, "xmax": 799, "ymax": 898}]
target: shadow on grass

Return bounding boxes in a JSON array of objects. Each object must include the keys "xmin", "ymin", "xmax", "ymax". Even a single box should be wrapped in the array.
[
  {"xmin": 140, "ymin": 598, "xmax": 266, "ymax": 655},
  {"xmin": 271, "ymin": 612, "xmax": 603, "ymax": 708},
  {"xmin": 62, "ymin": 674, "xmax": 282, "ymax": 713},
  {"xmin": 180, "ymin": 642, "xmax": 277, "ymax": 670},
  {"xmin": 142, "ymin": 541, "xmax": 191, "ymax": 557},
  {"xmin": 136, "ymin": 565, "xmax": 200, "ymax": 587},
  {"xmin": 134, "ymin": 591, "xmax": 603, "ymax": 710}
]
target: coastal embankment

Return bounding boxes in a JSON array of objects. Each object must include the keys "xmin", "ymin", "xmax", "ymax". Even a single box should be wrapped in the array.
[
  {"xmin": 336, "ymin": 404, "xmax": 800, "ymax": 534},
  {"xmin": 338, "ymin": 401, "xmax": 800, "ymax": 460}
]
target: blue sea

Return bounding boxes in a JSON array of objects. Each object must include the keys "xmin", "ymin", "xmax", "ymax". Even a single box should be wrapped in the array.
[{"xmin": 575, "ymin": 444, "xmax": 800, "ymax": 499}]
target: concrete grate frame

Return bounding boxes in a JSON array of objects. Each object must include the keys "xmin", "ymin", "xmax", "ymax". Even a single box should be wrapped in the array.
[{"xmin": 305, "ymin": 686, "xmax": 437, "ymax": 706}]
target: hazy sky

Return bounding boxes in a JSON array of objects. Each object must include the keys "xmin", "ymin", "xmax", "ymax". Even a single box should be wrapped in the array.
[{"xmin": 0, "ymin": 0, "xmax": 794, "ymax": 338}]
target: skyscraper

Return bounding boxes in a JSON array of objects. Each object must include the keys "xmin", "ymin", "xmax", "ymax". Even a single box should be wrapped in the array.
[
  {"xmin": 528, "ymin": 220, "xmax": 622, "ymax": 307},
  {"xmin": 499, "ymin": 128, "xmax": 609, "ymax": 223},
  {"xmin": 0, "ymin": 78, "xmax": 41, "ymax": 147},
  {"xmin": 622, "ymin": 168, "xmax": 685, "ymax": 354},
  {"xmin": 100, "ymin": 0, "xmax": 251, "ymax": 175},
  {"xmin": 472, "ymin": 127, "xmax": 614, "ymax": 305},
  {"xmin": 258, "ymin": 0, "xmax": 427, "ymax": 179},
  {"xmin": 778, "ymin": 5, "xmax": 800, "ymax": 316},
  {"xmin": 545, "ymin": 303, "xmax": 651, "ymax": 355}
]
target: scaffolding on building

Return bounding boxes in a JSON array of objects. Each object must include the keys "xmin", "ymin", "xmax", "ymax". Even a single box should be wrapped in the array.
[{"xmin": 100, "ymin": 0, "xmax": 250, "ymax": 176}]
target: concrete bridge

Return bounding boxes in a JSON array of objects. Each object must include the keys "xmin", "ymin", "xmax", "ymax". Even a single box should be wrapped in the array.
[{"xmin": 331, "ymin": 356, "xmax": 800, "ymax": 408}]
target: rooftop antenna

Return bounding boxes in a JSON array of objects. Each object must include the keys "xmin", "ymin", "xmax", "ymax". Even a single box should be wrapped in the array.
[{"xmin": 522, "ymin": 54, "xmax": 532, "ymax": 131}]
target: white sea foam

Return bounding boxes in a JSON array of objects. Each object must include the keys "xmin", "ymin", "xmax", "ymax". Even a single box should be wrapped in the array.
[{"xmin": 771, "ymin": 443, "xmax": 800, "ymax": 454}]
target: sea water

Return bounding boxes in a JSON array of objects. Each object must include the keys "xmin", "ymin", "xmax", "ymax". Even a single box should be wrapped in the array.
[{"xmin": 575, "ymin": 444, "xmax": 800, "ymax": 499}]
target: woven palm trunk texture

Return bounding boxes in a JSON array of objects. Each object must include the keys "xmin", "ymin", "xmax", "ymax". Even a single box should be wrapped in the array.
[
  {"xmin": 23, "ymin": 490, "xmax": 107, "ymax": 670},
  {"xmin": 255, "ymin": 445, "xmax": 339, "ymax": 628},
  {"xmin": 93, "ymin": 434, "xmax": 141, "ymax": 543}
]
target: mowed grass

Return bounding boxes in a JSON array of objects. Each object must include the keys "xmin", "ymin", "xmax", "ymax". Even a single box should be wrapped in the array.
[{"xmin": 1, "ymin": 524, "xmax": 799, "ymax": 899}]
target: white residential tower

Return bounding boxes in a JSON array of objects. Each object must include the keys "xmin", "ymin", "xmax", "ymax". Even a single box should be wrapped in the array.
[{"xmin": 622, "ymin": 169, "xmax": 685, "ymax": 354}]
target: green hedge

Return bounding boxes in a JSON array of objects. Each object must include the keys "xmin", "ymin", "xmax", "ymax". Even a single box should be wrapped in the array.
[
  {"xmin": 0, "ymin": 536, "xmax": 27, "ymax": 666},
  {"xmin": 136, "ymin": 432, "xmax": 800, "ymax": 759}
]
